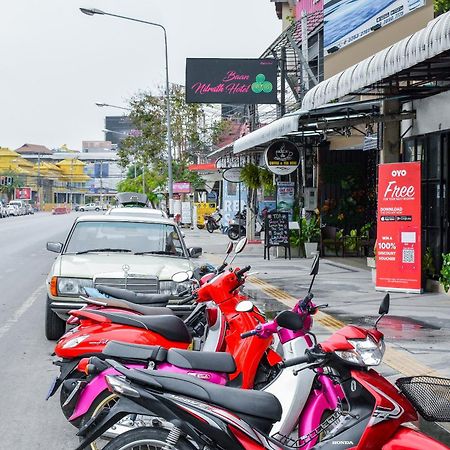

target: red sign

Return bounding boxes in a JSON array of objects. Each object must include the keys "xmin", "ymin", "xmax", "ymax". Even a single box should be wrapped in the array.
[
  {"xmin": 376, "ymin": 162, "xmax": 422, "ymax": 293},
  {"xmin": 173, "ymin": 182, "xmax": 191, "ymax": 194},
  {"xmin": 15, "ymin": 187, "xmax": 32, "ymax": 200}
]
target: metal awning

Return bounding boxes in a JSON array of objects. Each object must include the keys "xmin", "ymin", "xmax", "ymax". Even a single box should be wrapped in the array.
[
  {"xmin": 302, "ymin": 11, "xmax": 450, "ymax": 110},
  {"xmin": 233, "ymin": 111, "xmax": 305, "ymax": 154}
]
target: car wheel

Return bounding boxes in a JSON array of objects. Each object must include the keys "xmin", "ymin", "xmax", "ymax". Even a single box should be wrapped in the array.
[
  {"xmin": 45, "ymin": 297, "xmax": 66, "ymax": 340},
  {"xmin": 95, "ymin": 207, "xmax": 100, "ymax": 211},
  {"xmin": 79, "ymin": 208, "xmax": 84, "ymax": 212}
]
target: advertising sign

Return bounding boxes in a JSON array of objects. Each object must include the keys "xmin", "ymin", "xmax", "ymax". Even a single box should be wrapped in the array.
[
  {"xmin": 15, "ymin": 187, "xmax": 32, "ymax": 200},
  {"xmin": 186, "ymin": 58, "xmax": 278, "ymax": 104},
  {"xmin": 265, "ymin": 140, "xmax": 300, "ymax": 175},
  {"xmin": 276, "ymin": 182, "xmax": 295, "ymax": 220},
  {"xmin": 173, "ymin": 182, "xmax": 191, "ymax": 194},
  {"xmin": 222, "ymin": 168, "xmax": 242, "ymax": 183},
  {"xmin": 324, "ymin": 0, "xmax": 425, "ymax": 53},
  {"xmin": 376, "ymin": 162, "xmax": 422, "ymax": 293}
]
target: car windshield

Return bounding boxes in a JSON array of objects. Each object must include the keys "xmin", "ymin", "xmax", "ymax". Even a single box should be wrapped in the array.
[{"xmin": 65, "ymin": 221, "xmax": 186, "ymax": 257}]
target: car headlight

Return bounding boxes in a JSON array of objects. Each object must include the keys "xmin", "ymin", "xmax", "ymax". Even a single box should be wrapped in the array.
[
  {"xmin": 159, "ymin": 280, "xmax": 193, "ymax": 295},
  {"xmin": 335, "ymin": 336, "xmax": 385, "ymax": 367},
  {"xmin": 57, "ymin": 278, "xmax": 93, "ymax": 296},
  {"xmin": 62, "ymin": 334, "xmax": 90, "ymax": 349}
]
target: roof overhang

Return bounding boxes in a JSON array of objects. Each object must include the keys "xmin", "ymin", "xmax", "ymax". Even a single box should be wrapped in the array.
[{"xmin": 302, "ymin": 11, "xmax": 450, "ymax": 110}]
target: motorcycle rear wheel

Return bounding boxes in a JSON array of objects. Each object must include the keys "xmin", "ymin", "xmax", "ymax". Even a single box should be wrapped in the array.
[
  {"xmin": 206, "ymin": 221, "xmax": 215, "ymax": 233},
  {"xmin": 102, "ymin": 427, "xmax": 194, "ymax": 450}
]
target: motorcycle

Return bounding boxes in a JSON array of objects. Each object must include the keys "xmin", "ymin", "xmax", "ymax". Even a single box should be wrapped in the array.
[
  {"xmin": 228, "ymin": 210, "xmax": 263, "ymax": 241},
  {"xmin": 76, "ymin": 293, "xmax": 450, "ymax": 450},
  {"xmin": 204, "ymin": 210, "xmax": 223, "ymax": 234}
]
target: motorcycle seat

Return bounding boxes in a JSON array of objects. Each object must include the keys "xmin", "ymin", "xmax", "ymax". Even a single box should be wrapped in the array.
[
  {"xmin": 102, "ymin": 341, "xmax": 168, "ymax": 362},
  {"xmin": 166, "ymin": 348, "xmax": 236, "ymax": 374},
  {"xmin": 96, "ymin": 285, "xmax": 171, "ymax": 305},
  {"xmin": 91, "ymin": 311, "xmax": 192, "ymax": 343},
  {"xmin": 91, "ymin": 297, "xmax": 174, "ymax": 316},
  {"xmin": 128, "ymin": 369, "xmax": 282, "ymax": 423}
]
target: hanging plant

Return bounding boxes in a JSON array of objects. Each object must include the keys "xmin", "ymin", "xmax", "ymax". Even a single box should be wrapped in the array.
[
  {"xmin": 240, "ymin": 164, "xmax": 261, "ymax": 190},
  {"xmin": 259, "ymin": 167, "xmax": 275, "ymax": 195}
]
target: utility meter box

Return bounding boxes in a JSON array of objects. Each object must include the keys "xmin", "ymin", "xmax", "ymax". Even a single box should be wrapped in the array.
[{"xmin": 303, "ymin": 187, "xmax": 318, "ymax": 211}]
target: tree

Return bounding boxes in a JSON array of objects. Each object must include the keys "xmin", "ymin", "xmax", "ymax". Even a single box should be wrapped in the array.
[
  {"xmin": 0, "ymin": 170, "xmax": 24, "ymax": 200},
  {"xmin": 435, "ymin": 0, "xmax": 450, "ymax": 15}
]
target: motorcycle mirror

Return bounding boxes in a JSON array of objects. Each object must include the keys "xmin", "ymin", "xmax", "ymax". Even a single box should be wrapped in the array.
[
  {"xmin": 379, "ymin": 294, "xmax": 390, "ymax": 315},
  {"xmin": 309, "ymin": 254, "xmax": 320, "ymax": 276},
  {"xmin": 172, "ymin": 272, "xmax": 190, "ymax": 283},
  {"xmin": 276, "ymin": 310, "xmax": 304, "ymax": 331},
  {"xmin": 235, "ymin": 237, "xmax": 247, "ymax": 254},
  {"xmin": 226, "ymin": 242, "xmax": 233, "ymax": 255},
  {"xmin": 235, "ymin": 300, "xmax": 254, "ymax": 312}
]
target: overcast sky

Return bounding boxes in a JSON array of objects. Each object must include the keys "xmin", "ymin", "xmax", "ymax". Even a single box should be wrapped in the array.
[{"xmin": 0, "ymin": 1, "xmax": 280, "ymax": 151}]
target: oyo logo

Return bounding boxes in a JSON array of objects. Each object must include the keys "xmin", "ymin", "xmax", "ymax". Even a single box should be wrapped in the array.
[
  {"xmin": 252, "ymin": 74, "xmax": 273, "ymax": 94},
  {"xmin": 383, "ymin": 180, "xmax": 415, "ymax": 199},
  {"xmin": 391, "ymin": 169, "xmax": 407, "ymax": 177}
]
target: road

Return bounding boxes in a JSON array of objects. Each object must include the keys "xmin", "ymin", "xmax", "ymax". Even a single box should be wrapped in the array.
[{"xmin": 0, "ymin": 212, "xmax": 449, "ymax": 448}]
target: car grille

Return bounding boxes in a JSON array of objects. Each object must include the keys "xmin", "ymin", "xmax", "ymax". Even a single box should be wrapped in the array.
[{"xmin": 94, "ymin": 277, "xmax": 159, "ymax": 294}]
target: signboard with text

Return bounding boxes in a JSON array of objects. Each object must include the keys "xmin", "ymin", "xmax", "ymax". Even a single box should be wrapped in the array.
[
  {"xmin": 186, "ymin": 58, "xmax": 278, "ymax": 104},
  {"xmin": 265, "ymin": 140, "xmax": 300, "ymax": 175},
  {"xmin": 376, "ymin": 162, "xmax": 422, "ymax": 293},
  {"xmin": 324, "ymin": 0, "xmax": 425, "ymax": 53},
  {"xmin": 173, "ymin": 182, "xmax": 191, "ymax": 194}
]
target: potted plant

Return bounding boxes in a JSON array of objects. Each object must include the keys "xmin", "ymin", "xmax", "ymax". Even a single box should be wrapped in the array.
[
  {"xmin": 439, "ymin": 252, "xmax": 450, "ymax": 293},
  {"xmin": 289, "ymin": 229, "xmax": 304, "ymax": 258},
  {"xmin": 301, "ymin": 216, "xmax": 320, "ymax": 258},
  {"xmin": 423, "ymin": 247, "xmax": 437, "ymax": 291}
]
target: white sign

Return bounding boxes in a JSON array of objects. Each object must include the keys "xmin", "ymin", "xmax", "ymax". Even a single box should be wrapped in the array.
[
  {"xmin": 222, "ymin": 168, "xmax": 242, "ymax": 183},
  {"xmin": 181, "ymin": 202, "xmax": 192, "ymax": 224}
]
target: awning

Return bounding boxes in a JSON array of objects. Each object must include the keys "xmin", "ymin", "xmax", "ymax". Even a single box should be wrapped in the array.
[
  {"xmin": 233, "ymin": 111, "xmax": 305, "ymax": 154},
  {"xmin": 302, "ymin": 11, "xmax": 450, "ymax": 110}
]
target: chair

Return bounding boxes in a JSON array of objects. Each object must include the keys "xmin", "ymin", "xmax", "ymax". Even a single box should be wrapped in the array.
[{"xmin": 320, "ymin": 226, "xmax": 344, "ymax": 257}]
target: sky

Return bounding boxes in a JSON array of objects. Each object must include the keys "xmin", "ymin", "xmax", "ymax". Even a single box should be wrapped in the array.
[{"xmin": 0, "ymin": 0, "xmax": 281, "ymax": 151}]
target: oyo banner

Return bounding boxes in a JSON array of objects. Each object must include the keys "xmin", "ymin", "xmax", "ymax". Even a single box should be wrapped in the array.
[{"xmin": 376, "ymin": 162, "xmax": 422, "ymax": 293}]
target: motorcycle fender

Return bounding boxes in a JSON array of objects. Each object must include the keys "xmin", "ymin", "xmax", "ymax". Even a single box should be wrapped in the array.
[
  {"xmin": 382, "ymin": 426, "xmax": 450, "ymax": 450},
  {"xmin": 266, "ymin": 348, "xmax": 282, "ymax": 366},
  {"xmin": 48, "ymin": 359, "xmax": 79, "ymax": 399},
  {"xmin": 75, "ymin": 397, "xmax": 149, "ymax": 450}
]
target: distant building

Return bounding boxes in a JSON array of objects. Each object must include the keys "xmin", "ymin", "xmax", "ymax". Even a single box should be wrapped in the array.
[{"xmin": 16, "ymin": 143, "xmax": 53, "ymax": 156}]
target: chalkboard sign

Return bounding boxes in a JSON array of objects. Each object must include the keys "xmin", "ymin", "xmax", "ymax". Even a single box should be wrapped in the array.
[{"xmin": 264, "ymin": 211, "xmax": 291, "ymax": 260}]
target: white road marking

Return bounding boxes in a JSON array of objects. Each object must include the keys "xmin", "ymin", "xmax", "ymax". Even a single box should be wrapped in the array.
[{"xmin": 0, "ymin": 285, "xmax": 45, "ymax": 339}]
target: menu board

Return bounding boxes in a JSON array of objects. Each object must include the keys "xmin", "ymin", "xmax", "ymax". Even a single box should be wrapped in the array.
[{"xmin": 265, "ymin": 212, "xmax": 289, "ymax": 246}]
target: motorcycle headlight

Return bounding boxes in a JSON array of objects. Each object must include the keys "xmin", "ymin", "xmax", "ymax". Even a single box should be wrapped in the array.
[
  {"xmin": 57, "ymin": 278, "xmax": 93, "ymax": 296},
  {"xmin": 62, "ymin": 334, "xmax": 90, "ymax": 349},
  {"xmin": 159, "ymin": 280, "xmax": 193, "ymax": 295},
  {"xmin": 335, "ymin": 336, "xmax": 385, "ymax": 367}
]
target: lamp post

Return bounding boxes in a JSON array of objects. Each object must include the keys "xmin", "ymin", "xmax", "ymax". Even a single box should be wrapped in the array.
[
  {"xmin": 82, "ymin": 7, "xmax": 174, "ymax": 215},
  {"xmin": 95, "ymin": 102, "xmax": 131, "ymax": 111}
]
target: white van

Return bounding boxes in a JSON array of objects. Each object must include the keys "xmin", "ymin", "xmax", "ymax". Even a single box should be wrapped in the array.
[{"xmin": 9, "ymin": 200, "xmax": 27, "ymax": 215}]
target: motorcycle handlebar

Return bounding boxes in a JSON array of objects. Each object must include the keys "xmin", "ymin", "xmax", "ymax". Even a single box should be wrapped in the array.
[
  {"xmin": 240, "ymin": 329, "xmax": 258, "ymax": 339},
  {"xmin": 235, "ymin": 266, "xmax": 251, "ymax": 278},
  {"xmin": 279, "ymin": 354, "xmax": 312, "ymax": 368},
  {"xmin": 300, "ymin": 292, "xmax": 314, "ymax": 310},
  {"xmin": 178, "ymin": 294, "xmax": 195, "ymax": 305}
]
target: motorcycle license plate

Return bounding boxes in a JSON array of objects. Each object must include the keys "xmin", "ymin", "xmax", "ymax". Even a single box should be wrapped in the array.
[{"xmin": 46, "ymin": 376, "xmax": 58, "ymax": 401}]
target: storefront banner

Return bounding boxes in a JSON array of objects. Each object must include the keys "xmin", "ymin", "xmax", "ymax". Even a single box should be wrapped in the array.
[
  {"xmin": 376, "ymin": 162, "xmax": 422, "ymax": 293},
  {"xmin": 276, "ymin": 181, "xmax": 295, "ymax": 221},
  {"xmin": 173, "ymin": 182, "xmax": 191, "ymax": 194},
  {"xmin": 15, "ymin": 187, "xmax": 32, "ymax": 200},
  {"xmin": 186, "ymin": 58, "xmax": 278, "ymax": 104},
  {"xmin": 324, "ymin": 0, "xmax": 426, "ymax": 53}
]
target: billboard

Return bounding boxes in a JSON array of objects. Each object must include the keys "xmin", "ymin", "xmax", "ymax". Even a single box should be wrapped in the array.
[
  {"xmin": 186, "ymin": 58, "xmax": 278, "ymax": 104},
  {"xmin": 324, "ymin": 0, "xmax": 426, "ymax": 53},
  {"xmin": 376, "ymin": 162, "xmax": 422, "ymax": 293},
  {"xmin": 15, "ymin": 187, "xmax": 32, "ymax": 200}
]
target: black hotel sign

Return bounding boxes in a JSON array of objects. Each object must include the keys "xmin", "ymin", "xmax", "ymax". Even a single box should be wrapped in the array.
[{"xmin": 186, "ymin": 58, "xmax": 278, "ymax": 104}]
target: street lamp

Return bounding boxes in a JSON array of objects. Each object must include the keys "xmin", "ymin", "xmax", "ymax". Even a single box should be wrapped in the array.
[
  {"xmin": 81, "ymin": 7, "xmax": 174, "ymax": 215},
  {"xmin": 95, "ymin": 102, "xmax": 131, "ymax": 111}
]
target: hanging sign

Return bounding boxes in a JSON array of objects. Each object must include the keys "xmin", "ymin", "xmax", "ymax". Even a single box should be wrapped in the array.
[
  {"xmin": 265, "ymin": 140, "xmax": 300, "ymax": 175},
  {"xmin": 376, "ymin": 162, "xmax": 422, "ymax": 293},
  {"xmin": 222, "ymin": 168, "xmax": 242, "ymax": 183}
]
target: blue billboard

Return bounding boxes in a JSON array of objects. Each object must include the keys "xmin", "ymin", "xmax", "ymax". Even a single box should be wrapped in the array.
[{"xmin": 324, "ymin": 0, "xmax": 425, "ymax": 53}]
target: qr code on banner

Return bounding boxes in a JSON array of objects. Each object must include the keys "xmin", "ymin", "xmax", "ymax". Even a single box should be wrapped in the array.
[{"xmin": 402, "ymin": 249, "xmax": 415, "ymax": 264}]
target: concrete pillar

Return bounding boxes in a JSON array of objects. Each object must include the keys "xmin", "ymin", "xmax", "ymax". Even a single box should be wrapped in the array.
[{"xmin": 381, "ymin": 99, "xmax": 401, "ymax": 163}]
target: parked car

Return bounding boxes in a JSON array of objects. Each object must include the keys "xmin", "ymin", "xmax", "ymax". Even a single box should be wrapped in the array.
[
  {"xmin": 44, "ymin": 214, "xmax": 202, "ymax": 339},
  {"xmin": 25, "ymin": 203, "xmax": 34, "ymax": 214},
  {"xmin": 0, "ymin": 202, "xmax": 7, "ymax": 218},
  {"xmin": 7, "ymin": 204, "xmax": 20, "ymax": 216},
  {"xmin": 9, "ymin": 200, "xmax": 28, "ymax": 215},
  {"xmin": 78, "ymin": 203, "xmax": 101, "ymax": 212}
]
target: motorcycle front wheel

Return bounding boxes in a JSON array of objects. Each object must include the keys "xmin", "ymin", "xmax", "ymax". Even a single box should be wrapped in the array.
[
  {"xmin": 206, "ymin": 220, "xmax": 215, "ymax": 233},
  {"xmin": 102, "ymin": 427, "xmax": 194, "ymax": 450}
]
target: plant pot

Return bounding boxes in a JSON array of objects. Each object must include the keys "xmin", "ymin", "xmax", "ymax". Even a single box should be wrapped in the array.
[{"xmin": 304, "ymin": 242, "xmax": 319, "ymax": 258}]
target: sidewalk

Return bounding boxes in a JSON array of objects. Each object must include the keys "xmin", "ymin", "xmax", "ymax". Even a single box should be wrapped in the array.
[{"xmin": 185, "ymin": 228, "xmax": 450, "ymax": 442}]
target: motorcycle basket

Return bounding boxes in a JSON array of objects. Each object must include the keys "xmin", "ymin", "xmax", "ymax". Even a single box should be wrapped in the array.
[{"xmin": 396, "ymin": 376, "xmax": 450, "ymax": 422}]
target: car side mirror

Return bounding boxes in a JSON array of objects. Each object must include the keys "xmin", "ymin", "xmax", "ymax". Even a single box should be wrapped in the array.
[
  {"xmin": 189, "ymin": 247, "xmax": 203, "ymax": 258},
  {"xmin": 47, "ymin": 242, "xmax": 63, "ymax": 253}
]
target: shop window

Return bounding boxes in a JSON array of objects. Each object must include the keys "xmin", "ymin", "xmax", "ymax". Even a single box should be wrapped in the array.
[
  {"xmin": 427, "ymin": 135, "xmax": 440, "ymax": 179},
  {"xmin": 227, "ymin": 181, "xmax": 237, "ymax": 196},
  {"xmin": 403, "ymin": 139, "xmax": 415, "ymax": 162}
]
